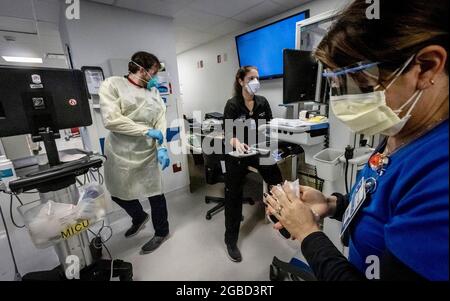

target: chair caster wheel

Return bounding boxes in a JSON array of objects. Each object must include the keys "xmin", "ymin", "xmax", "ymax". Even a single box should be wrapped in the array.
[
  {"xmin": 206, "ymin": 214, "xmax": 212, "ymax": 220},
  {"xmin": 205, "ymin": 199, "xmax": 211, "ymax": 204}
]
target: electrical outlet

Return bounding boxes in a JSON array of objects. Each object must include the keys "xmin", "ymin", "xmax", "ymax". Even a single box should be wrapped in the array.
[{"xmin": 173, "ymin": 162, "xmax": 182, "ymax": 173}]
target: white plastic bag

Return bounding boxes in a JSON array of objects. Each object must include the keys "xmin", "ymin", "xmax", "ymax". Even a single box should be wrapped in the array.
[
  {"xmin": 20, "ymin": 182, "xmax": 107, "ymax": 248},
  {"xmin": 76, "ymin": 182, "xmax": 106, "ymax": 221},
  {"xmin": 26, "ymin": 201, "xmax": 77, "ymax": 247}
]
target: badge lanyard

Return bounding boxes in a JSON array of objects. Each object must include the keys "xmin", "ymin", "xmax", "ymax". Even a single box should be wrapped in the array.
[{"xmin": 340, "ymin": 150, "xmax": 387, "ymax": 240}]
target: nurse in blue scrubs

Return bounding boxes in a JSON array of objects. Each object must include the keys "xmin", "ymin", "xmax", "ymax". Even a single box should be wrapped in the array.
[{"xmin": 264, "ymin": 0, "xmax": 449, "ymax": 281}]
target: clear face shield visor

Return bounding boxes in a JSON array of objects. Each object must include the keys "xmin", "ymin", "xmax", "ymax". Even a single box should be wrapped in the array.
[
  {"xmin": 323, "ymin": 55, "xmax": 416, "ymax": 97},
  {"xmin": 323, "ymin": 62, "xmax": 385, "ymax": 96}
]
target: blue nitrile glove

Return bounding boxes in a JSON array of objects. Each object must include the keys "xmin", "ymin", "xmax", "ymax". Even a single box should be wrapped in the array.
[
  {"xmin": 147, "ymin": 129, "xmax": 163, "ymax": 145},
  {"xmin": 157, "ymin": 148, "xmax": 170, "ymax": 171}
]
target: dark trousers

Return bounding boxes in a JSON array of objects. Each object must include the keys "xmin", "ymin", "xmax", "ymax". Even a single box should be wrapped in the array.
[
  {"xmin": 224, "ymin": 155, "xmax": 283, "ymax": 245},
  {"xmin": 112, "ymin": 195, "xmax": 169, "ymax": 237}
]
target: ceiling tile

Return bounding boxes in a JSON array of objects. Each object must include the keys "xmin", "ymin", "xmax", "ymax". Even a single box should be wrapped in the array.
[
  {"xmin": 175, "ymin": 26, "xmax": 217, "ymax": 44},
  {"xmin": 89, "ymin": 0, "xmax": 116, "ymax": 4},
  {"xmin": 35, "ymin": 0, "xmax": 60, "ymax": 23},
  {"xmin": 37, "ymin": 21, "xmax": 60, "ymax": 36},
  {"xmin": 116, "ymin": 0, "xmax": 195, "ymax": 17},
  {"xmin": 0, "ymin": 0, "xmax": 34, "ymax": 20},
  {"xmin": 39, "ymin": 34, "xmax": 64, "ymax": 53},
  {"xmin": 271, "ymin": 0, "xmax": 311, "ymax": 10},
  {"xmin": 233, "ymin": 1, "xmax": 287, "ymax": 24},
  {"xmin": 116, "ymin": 0, "xmax": 161, "ymax": 15},
  {"xmin": 205, "ymin": 19, "xmax": 247, "ymax": 36},
  {"xmin": 0, "ymin": 32, "xmax": 42, "ymax": 57},
  {"xmin": 174, "ymin": 8, "xmax": 227, "ymax": 32},
  {"xmin": 190, "ymin": 0, "xmax": 265, "ymax": 18},
  {"xmin": 0, "ymin": 16, "xmax": 37, "ymax": 34},
  {"xmin": 0, "ymin": 31, "xmax": 38, "ymax": 44}
]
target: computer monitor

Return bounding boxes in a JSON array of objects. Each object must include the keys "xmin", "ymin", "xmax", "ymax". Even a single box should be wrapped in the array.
[
  {"xmin": 0, "ymin": 66, "xmax": 92, "ymax": 166},
  {"xmin": 283, "ymin": 49, "xmax": 318, "ymax": 104},
  {"xmin": 0, "ymin": 66, "xmax": 92, "ymax": 139}
]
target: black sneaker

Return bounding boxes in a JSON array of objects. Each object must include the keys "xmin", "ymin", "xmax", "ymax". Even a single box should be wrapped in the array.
[
  {"xmin": 141, "ymin": 235, "xmax": 169, "ymax": 254},
  {"xmin": 226, "ymin": 244, "xmax": 242, "ymax": 262},
  {"xmin": 124, "ymin": 214, "xmax": 149, "ymax": 238}
]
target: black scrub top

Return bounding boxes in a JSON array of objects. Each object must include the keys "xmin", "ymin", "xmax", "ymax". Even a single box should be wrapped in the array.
[{"xmin": 223, "ymin": 95, "xmax": 273, "ymax": 146}]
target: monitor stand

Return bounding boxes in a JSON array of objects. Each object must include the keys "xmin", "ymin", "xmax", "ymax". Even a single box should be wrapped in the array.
[{"xmin": 37, "ymin": 129, "xmax": 61, "ymax": 167}]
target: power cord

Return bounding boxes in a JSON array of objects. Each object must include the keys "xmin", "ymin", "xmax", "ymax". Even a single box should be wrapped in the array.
[
  {"xmin": 89, "ymin": 168, "xmax": 104, "ymax": 185},
  {"xmin": 0, "ymin": 202, "xmax": 22, "ymax": 280},
  {"xmin": 0, "ymin": 190, "xmax": 28, "ymax": 229},
  {"xmin": 89, "ymin": 171, "xmax": 97, "ymax": 182},
  {"xmin": 88, "ymin": 220, "xmax": 114, "ymax": 280},
  {"xmin": 9, "ymin": 194, "xmax": 25, "ymax": 228},
  {"xmin": 88, "ymin": 220, "xmax": 113, "ymax": 257},
  {"xmin": 76, "ymin": 178, "xmax": 84, "ymax": 187},
  {"xmin": 345, "ymin": 145, "xmax": 355, "ymax": 194}
]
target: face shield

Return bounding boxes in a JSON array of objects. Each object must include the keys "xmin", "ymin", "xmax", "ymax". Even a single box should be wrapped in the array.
[
  {"xmin": 323, "ymin": 55, "xmax": 416, "ymax": 97},
  {"xmin": 321, "ymin": 55, "xmax": 421, "ymax": 137},
  {"xmin": 323, "ymin": 61, "xmax": 384, "ymax": 96}
]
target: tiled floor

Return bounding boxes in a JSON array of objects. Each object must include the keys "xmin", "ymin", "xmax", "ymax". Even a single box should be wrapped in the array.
[{"xmin": 0, "ymin": 178, "xmax": 303, "ymax": 281}]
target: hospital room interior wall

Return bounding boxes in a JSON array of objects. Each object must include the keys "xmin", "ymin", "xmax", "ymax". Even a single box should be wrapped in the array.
[{"xmin": 177, "ymin": 0, "xmax": 350, "ymax": 120}]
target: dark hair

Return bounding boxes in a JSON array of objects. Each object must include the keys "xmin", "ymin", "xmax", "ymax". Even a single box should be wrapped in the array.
[
  {"xmin": 315, "ymin": 0, "xmax": 449, "ymax": 78},
  {"xmin": 233, "ymin": 66, "xmax": 258, "ymax": 97},
  {"xmin": 128, "ymin": 51, "xmax": 161, "ymax": 74}
]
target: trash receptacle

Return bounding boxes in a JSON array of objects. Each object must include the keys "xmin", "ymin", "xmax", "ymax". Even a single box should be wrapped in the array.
[{"xmin": 313, "ymin": 149, "xmax": 344, "ymax": 181}]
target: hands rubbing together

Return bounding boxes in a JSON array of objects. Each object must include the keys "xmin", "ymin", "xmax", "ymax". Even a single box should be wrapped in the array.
[{"xmin": 264, "ymin": 181, "xmax": 336, "ymax": 243}]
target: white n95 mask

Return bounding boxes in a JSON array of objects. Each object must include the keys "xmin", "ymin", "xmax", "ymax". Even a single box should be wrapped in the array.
[
  {"xmin": 246, "ymin": 79, "xmax": 261, "ymax": 95},
  {"xmin": 326, "ymin": 55, "xmax": 423, "ymax": 137}
]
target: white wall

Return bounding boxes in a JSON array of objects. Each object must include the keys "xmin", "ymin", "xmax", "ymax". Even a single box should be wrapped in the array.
[{"xmin": 177, "ymin": 0, "xmax": 350, "ymax": 120}]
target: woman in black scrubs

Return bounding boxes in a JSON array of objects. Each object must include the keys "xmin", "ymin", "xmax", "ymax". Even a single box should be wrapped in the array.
[{"xmin": 223, "ymin": 66, "xmax": 283, "ymax": 262}]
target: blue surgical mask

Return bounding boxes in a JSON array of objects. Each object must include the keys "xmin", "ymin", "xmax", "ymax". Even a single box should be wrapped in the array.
[{"xmin": 147, "ymin": 76, "xmax": 159, "ymax": 90}]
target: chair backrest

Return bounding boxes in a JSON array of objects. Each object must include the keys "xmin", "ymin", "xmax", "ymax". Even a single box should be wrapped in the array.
[
  {"xmin": 270, "ymin": 257, "xmax": 317, "ymax": 281},
  {"xmin": 203, "ymin": 153, "xmax": 225, "ymax": 185}
]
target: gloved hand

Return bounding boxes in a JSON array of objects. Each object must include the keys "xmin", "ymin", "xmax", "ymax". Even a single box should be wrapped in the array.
[
  {"xmin": 147, "ymin": 129, "xmax": 164, "ymax": 145},
  {"xmin": 157, "ymin": 148, "xmax": 170, "ymax": 171}
]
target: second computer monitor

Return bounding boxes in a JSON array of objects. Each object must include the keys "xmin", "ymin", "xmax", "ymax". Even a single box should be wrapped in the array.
[{"xmin": 283, "ymin": 49, "xmax": 318, "ymax": 104}]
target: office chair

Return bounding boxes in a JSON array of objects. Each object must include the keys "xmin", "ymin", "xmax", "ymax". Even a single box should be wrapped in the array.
[{"xmin": 203, "ymin": 153, "xmax": 254, "ymax": 220}]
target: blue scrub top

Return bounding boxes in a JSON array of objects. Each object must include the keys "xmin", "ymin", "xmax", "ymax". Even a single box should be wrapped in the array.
[{"xmin": 348, "ymin": 121, "xmax": 449, "ymax": 281}]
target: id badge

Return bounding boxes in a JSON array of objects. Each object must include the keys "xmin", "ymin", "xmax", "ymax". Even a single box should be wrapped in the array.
[{"xmin": 340, "ymin": 177, "xmax": 368, "ymax": 238}]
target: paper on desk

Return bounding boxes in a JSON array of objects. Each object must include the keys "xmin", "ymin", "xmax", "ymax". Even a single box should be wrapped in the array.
[
  {"xmin": 59, "ymin": 153, "xmax": 87, "ymax": 163},
  {"xmin": 270, "ymin": 118, "xmax": 328, "ymax": 128}
]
